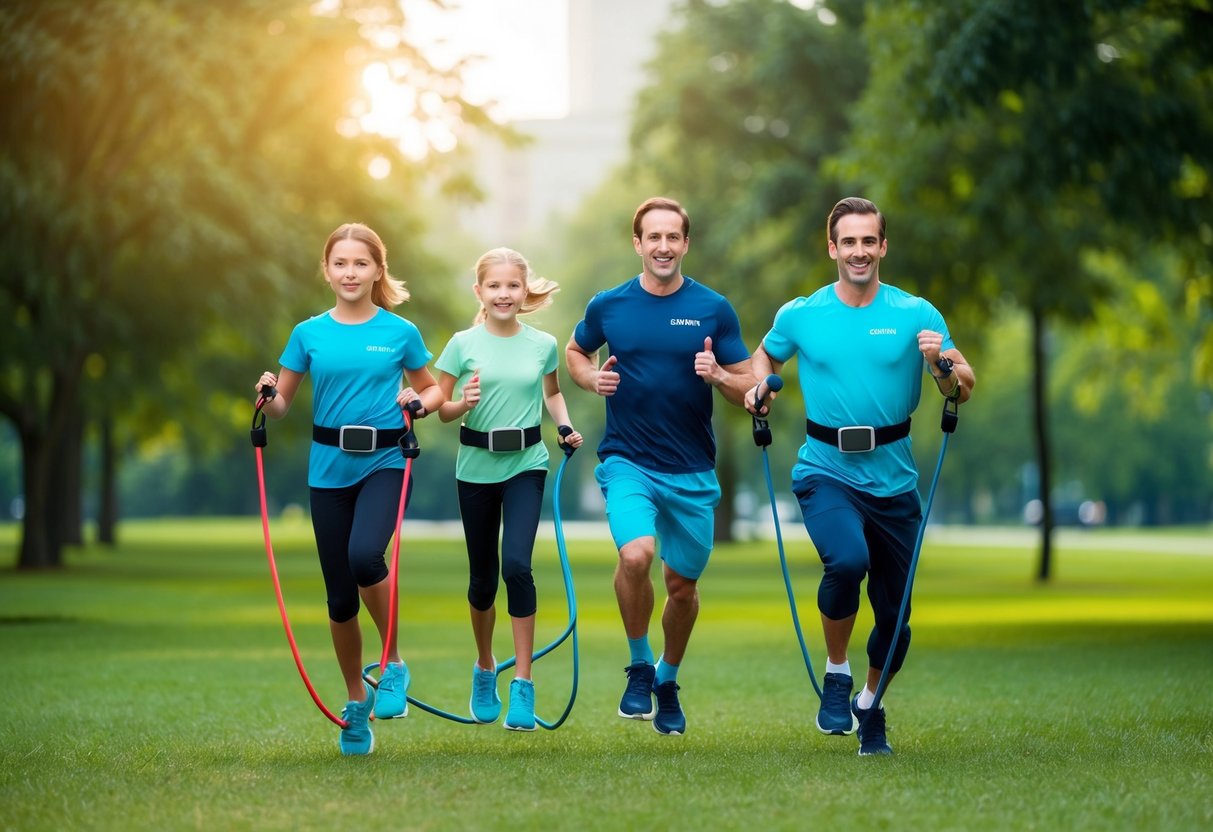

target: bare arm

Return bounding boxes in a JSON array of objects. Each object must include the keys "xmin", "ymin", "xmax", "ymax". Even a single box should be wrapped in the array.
[
  {"xmin": 254, "ymin": 367, "xmax": 304, "ymax": 420},
  {"xmin": 398, "ymin": 366, "xmax": 446, "ymax": 417},
  {"xmin": 744, "ymin": 344, "xmax": 785, "ymax": 414},
  {"xmin": 917, "ymin": 330, "xmax": 975, "ymax": 405},
  {"xmin": 542, "ymin": 370, "xmax": 583, "ymax": 448},
  {"xmin": 565, "ymin": 334, "xmax": 619, "ymax": 396},
  {"xmin": 693, "ymin": 336, "xmax": 758, "ymax": 408},
  {"xmin": 436, "ymin": 370, "xmax": 479, "ymax": 423}
]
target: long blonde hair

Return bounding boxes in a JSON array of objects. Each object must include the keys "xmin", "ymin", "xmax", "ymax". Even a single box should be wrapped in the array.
[
  {"xmin": 472, "ymin": 247, "xmax": 559, "ymax": 325},
  {"xmin": 322, "ymin": 223, "xmax": 409, "ymax": 308}
]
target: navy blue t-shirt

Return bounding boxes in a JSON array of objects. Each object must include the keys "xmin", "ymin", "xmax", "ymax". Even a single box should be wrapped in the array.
[{"xmin": 572, "ymin": 276, "xmax": 749, "ymax": 473}]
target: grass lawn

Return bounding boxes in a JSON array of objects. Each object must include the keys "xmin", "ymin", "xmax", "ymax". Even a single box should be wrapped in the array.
[{"xmin": 0, "ymin": 518, "xmax": 1210, "ymax": 831}]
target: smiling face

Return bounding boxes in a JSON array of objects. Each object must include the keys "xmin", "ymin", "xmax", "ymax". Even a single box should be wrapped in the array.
[
  {"xmin": 473, "ymin": 262, "xmax": 528, "ymax": 325},
  {"xmin": 633, "ymin": 208, "xmax": 690, "ymax": 286},
  {"xmin": 324, "ymin": 238, "xmax": 382, "ymax": 307},
  {"xmin": 828, "ymin": 212, "xmax": 887, "ymax": 292}
]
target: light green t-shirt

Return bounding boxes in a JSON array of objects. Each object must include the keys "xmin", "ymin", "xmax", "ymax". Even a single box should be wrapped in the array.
[{"xmin": 435, "ymin": 323, "xmax": 559, "ymax": 483}]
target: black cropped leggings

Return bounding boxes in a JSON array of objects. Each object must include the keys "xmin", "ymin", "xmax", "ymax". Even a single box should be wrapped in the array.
[
  {"xmin": 310, "ymin": 467, "xmax": 407, "ymax": 623},
  {"xmin": 457, "ymin": 469, "xmax": 546, "ymax": 618}
]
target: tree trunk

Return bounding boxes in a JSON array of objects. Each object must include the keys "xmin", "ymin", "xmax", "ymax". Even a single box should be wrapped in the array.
[
  {"xmin": 18, "ymin": 424, "xmax": 58, "ymax": 570},
  {"xmin": 57, "ymin": 408, "xmax": 84, "ymax": 546},
  {"xmin": 1030, "ymin": 305, "xmax": 1055, "ymax": 581},
  {"xmin": 16, "ymin": 358, "xmax": 85, "ymax": 570},
  {"xmin": 97, "ymin": 413, "xmax": 118, "ymax": 545}
]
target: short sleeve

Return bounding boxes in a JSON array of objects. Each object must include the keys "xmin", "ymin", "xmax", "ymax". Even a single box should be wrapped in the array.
[
  {"xmin": 712, "ymin": 296, "xmax": 750, "ymax": 366},
  {"xmin": 572, "ymin": 291, "xmax": 607, "ymax": 353},
  {"xmin": 279, "ymin": 323, "xmax": 309, "ymax": 374},
  {"xmin": 761, "ymin": 299, "xmax": 800, "ymax": 363},
  {"xmin": 434, "ymin": 332, "xmax": 465, "ymax": 378}
]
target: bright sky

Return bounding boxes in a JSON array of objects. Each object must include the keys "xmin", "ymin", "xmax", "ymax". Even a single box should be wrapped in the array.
[{"xmin": 402, "ymin": 0, "xmax": 569, "ymax": 122}]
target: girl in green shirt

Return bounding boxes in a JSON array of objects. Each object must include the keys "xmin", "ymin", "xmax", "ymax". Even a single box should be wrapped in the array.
[{"xmin": 434, "ymin": 248, "xmax": 583, "ymax": 731}]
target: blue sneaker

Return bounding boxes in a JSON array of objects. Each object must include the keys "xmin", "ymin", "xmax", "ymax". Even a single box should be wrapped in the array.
[
  {"xmin": 618, "ymin": 662, "xmax": 656, "ymax": 720},
  {"xmin": 652, "ymin": 680, "xmax": 686, "ymax": 735},
  {"xmin": 339, "ymin": 682, "xmax": 375, "ymax": 756},
  {"xmin": 504, "ymin": 678, "xmax": 536, "ymax": 732},
  {"xmin": 373, "ymin": 661, "xmax": 409, "ymax": 719},
  {"xmin": 852, "ymin": 694, "xmax": 893, "ymax": 756},
  {"xmin": 816, "ymin": 672, "xmax": 859, "ymax": 735},
  {"xmin": 470, "ymin": 663, "xmax": 502, "ymax": 724}
]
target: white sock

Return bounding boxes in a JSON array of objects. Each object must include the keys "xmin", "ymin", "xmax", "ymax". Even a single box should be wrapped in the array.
[
  {"xmin": 856, "ymin": 686, "xmax": 876, "ymax": 710},
  {"xmin": 825, "ymin": 660, "xmax": 851, "ymax": 677}
]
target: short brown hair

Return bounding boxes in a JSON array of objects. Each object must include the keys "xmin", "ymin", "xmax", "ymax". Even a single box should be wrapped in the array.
[
  {"xmin": 632, "ymin": 197, "xmax": 690, "ymax": 239},
  {"xmin": 827, "ymin": 197, "xmax": 885, "ymax": 244}
]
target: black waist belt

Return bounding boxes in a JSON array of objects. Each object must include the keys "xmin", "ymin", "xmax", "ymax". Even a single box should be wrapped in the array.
[
  {"xmin": 460, "ymin": 425, "xmax": 542, "ymax": 453},
  {"xmin": 313, "ymin": 424, "xmax": 406, "ymax": 453},
  {"xmin": 805, "ymin": 417, "xmax": 911, "ymax": 453}
]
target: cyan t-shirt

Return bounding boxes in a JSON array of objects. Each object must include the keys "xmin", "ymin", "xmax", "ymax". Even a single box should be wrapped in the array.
[
  {"xmin": 434, "ymin": 323, "xmax": 558, "ymax": 484},
  {"xmin": 280, "ymin": 307, "xmax": 433, "ymax": 488},
  {"xmin": 762, "ymin": 283, "xmax": 953, "ymax": 497},
  {"xmin": 572, "ymin": 276, "xmax": 749, "ymax": 473}
]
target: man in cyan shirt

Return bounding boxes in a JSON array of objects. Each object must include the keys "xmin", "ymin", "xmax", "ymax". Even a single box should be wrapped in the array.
[{"xmin": 748, "ymin": 197, "xmax": 976, "ymax": 755}]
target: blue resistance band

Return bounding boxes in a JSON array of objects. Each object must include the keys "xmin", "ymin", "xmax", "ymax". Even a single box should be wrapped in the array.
[
  {"xmin": 382, "ymin": 427, "xmax": 580, "ymax": 729},
  {"xmin": 754, "ymin": 376, "xmax": 957, "ymax": 709}
]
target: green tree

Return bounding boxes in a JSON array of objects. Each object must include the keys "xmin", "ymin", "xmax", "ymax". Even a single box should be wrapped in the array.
[
  {"xmin": 621, "ymin": 0, "xmax": 871, "ymax": 538},
  {"xmin": 0, "ymin": 0, "xmax": 484, "ymax": 567},
  {"xmin": 843, "ymin": 0, "xmax": 1213, "ymax": 577}
]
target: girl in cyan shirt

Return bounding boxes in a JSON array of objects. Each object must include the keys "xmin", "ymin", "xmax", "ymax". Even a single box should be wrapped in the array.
[{"xmin": 254, "ymin": 223, "xmax": 445, "ymax": 756}]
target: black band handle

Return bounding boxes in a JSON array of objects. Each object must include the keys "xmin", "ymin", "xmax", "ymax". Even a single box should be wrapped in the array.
[{"xmin": 558, "ymin": 424, "xmax": 576, "ymax": 457}]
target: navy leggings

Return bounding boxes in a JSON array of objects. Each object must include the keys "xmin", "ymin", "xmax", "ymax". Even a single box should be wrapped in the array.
[
  {"xmin": 792, "ymin": 474, "xmax": 922, "ymax": 675},
  {"xmin": 310, "ymin": 467, "xmax": 407, "ymax": 623},
  {"xmin": 457, "ymin": 469, "xmax": 546, "ymax": 618}
]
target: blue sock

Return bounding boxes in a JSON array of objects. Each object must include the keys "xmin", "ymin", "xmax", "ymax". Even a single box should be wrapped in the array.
[
  {"xmin": 655, "ymin": 657, "xmax": 679, "ymax": 686},
  {"xmin": 628, "ymin": 636, "xmax": 654, "ymax": 666}
]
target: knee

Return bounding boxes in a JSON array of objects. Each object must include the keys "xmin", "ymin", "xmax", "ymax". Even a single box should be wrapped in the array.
[
  {"xmin": 822, "ymin": 547, "xmax": 868, "ymax": 587},
  {"xmin": 618, "ymin": 540, "xmax": 654, "ymax": 577},
  {"xmin": 665, "ymin": 574, "xmax": 698, "ymax": 607},
  {"xmin": 329, "ymin": 595, "xmax": 360, "ymax": 623},
  {"xmin": 348, "ymin": 546, "xmax": 387, "ymax": 587},
  {"xmin": 467, "ymin": 574, "xmax": 497, "ymax": 612}
]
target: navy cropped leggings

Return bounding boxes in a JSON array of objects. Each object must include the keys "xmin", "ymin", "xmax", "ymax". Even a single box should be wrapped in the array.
[
  {"xmin": 457, "ymin": 469, "xmax": 546, "ymax": 618},
  {"xmin": 310, "ymin": 467, "xmax": 407, "ymax": 623},
  {"xmin": 792, "ymin": 473, "xmax": 922, "ymax": 675}
]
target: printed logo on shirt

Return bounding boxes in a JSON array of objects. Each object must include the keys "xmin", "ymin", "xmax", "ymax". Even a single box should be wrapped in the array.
[
  {"xmin": 869, "ymin": 328, "xmax": 897, "ymax": 336},
  {"xmin": 366, "ymin": 345, "xmax": 395, "ymax": 353},
  {"xmin": 670, "ymin": 318, "xmax": 702, "ymax": 327}
]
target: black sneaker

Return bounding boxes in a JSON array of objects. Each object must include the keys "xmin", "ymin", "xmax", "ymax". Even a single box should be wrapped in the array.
[
  {"xmin": 652, "ymin": 680, "xmax": 686, "ymax": 735},
  {"xmin": 852, "ymin": 693, "xmax": 893, "ymax": 756},
  {"xmin": 618, "ymin": 662, "xmax": 656, "ymax": 720},
  {"xmin": 816, "ymin": 672, "xmax": 859, "ymax": 735}
]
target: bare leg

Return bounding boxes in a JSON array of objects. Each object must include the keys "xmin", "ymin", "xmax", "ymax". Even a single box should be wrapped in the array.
[
  {"xmin": 615, "ymin": 537, "xmax": 656, "ymax": 638},
  {"xmin": 864, "ymin": 666, "xmax": 894, "ymax": 699},
  {"xmin": 511, "ymin": 614, "xmax": 536, "ymax": 680},
  {"xmin": 822, "ymin": 612, "xmax": 857, "ymax": 666},
  {"xmin": 659, "ymin": 565, "xmax": 699, "ymax": 665},
  {"xmin": 359, "ymin": 576, "xmax": 400, "ymax": 665},
  {"xmin": 330, "ymin": 617, "xmax": 367, "ymax": 701},
  {"xmin": 470, "ymin": 603, "xmax": 496, "ymax": 670}
]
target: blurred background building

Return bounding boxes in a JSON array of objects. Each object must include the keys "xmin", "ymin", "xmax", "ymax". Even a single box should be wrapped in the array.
[{"xmin": 461, "ymin": 0, "xmax": 675, "ymax": 244}]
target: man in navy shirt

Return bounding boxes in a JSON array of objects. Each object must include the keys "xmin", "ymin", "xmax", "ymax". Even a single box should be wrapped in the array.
[{"xmin": 566, "ymin": 197, "xmax": 755, "ymax": 735}]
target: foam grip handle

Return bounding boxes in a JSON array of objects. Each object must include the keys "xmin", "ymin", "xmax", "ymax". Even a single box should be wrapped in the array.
[
  {"xmin": 259, "ymin": 384, "xmax": 277, "ymax": 400},
  {"xmin": 405, "ymin": 399, "xmax": 423, "ymax": 415},
  {"xmin": 755, "ymin": 374, "xmax": 783, "ymax": 410}
]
